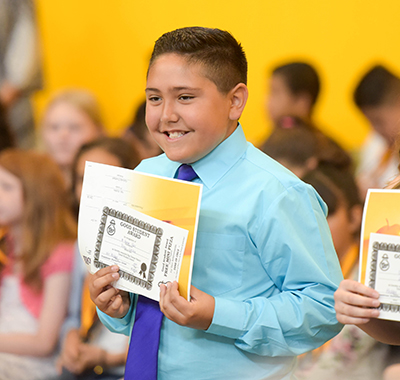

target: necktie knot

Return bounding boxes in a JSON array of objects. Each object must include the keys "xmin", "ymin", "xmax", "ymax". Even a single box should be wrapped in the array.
[{"xmin": 176, "ymin": 164, "xmax": 198, "ymax": 182}]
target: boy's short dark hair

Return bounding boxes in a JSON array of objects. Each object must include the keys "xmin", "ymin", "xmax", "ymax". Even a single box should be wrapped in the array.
[
  {"xmin": 148, "ymin": 27, "xmax": 247, "ymax": 94},
  {"xmin": 353, "ymin": 65, "xmax": 400, "ymax": 108},
  {"xmin": 272, "ymin": 62, "xmax": 320, "ymax": 106}
]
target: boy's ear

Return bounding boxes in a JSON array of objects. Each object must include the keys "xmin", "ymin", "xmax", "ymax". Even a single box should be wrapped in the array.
[{"xmin": 229, "ymin": 83, "xmax": 248, "ymax": 120}]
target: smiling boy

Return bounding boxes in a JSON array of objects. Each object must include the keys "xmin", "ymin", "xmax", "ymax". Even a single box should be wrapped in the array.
[{"xmin": 89, "ymin": 27, "xmax": 343, "ymax": 380}]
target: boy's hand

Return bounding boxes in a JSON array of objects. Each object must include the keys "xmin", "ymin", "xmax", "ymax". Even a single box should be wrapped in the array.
[
  {"xmin": 334, "ymin": 279, "xmax": 380, "ymax": 325},
  {"xmin": 159, "ymin": 281, "xmax": 215, "ymax": 330},
  {"xmin": 88, "ymin": 266, "xmax": 131, "ymax": 318}
]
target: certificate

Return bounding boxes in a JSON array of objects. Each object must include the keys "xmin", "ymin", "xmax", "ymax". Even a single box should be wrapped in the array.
[
  {"xmin": 365, "ymin": 233, "xmax": 400, "ymax": 321},
  {"xmin": 78, "ymin": 162, "xmax": 202, "ymax": 301},
  {"xmin": 359, "ymin": 189, "xmax": 400, "ymax": 321}
]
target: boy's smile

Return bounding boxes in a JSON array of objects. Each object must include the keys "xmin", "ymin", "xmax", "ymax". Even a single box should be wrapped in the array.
[{"xmin": 145, "ymin": 54, "xmax": 241, "ymax": 163}]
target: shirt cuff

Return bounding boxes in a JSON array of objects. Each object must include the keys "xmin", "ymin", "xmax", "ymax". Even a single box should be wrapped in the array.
[
  {"xmin": 96, "ymin": 293, "xmax": 136, "ymax": 335},
  {"xmin": 206, "ymin": 297, "xmax": 247, "ymax": 339}
]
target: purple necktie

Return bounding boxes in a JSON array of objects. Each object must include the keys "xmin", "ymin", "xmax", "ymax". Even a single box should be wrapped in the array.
[
  {"xmin": 124, "ymin": 164, "xmax": 197, "ymax": 380},
  {"xmin": 176, "ymin": 164, "xmax": 198, "ymax": 182}
]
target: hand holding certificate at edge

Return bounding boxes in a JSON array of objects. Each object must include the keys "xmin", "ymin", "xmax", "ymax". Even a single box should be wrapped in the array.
[
  {"xmin": 159, "ymin": 281, "xmax": 215, "ymax": 330},
  {"xmin": 334, "ymin": 279, "xmax": 380, "ymax": 325},
  {"xmin": 334, "ymin": 187, "xmax": 400, "ymax": 345},
  {"xmin": 89, "ymin": 265, "xmax": 131, "ymax": 319},
  {"xmin": 335, "ymin": 279, "xmax": 400, "ymax": 345}
]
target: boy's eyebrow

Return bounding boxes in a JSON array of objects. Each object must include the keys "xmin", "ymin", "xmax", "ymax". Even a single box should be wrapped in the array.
[{"xmin": 145, "ymin": 86, "xmax": 201, "ymax": 92}]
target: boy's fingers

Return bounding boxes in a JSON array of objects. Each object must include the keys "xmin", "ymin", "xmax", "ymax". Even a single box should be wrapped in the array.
[
  {"xmin": 96, "ymin": 286, "xmax": 120, "ymax": 307},
  {"xmin": 336, "ymin": 314, "xmax": 372, "ymax": 325},
  {"xmin": 92, "ymin": 265, "xmax": 120, "ymax": 279},
  {"xmin": 108, "ymin": 294, "xmax": 126, "ymax": 313},
  {"xmin": 340, "ymin": 279, "xmax": 380, "ymax": 298},
  {"xmin": 89, "ymin": 268, "xmax": 120, "ymax": 296},
  {"xmin": 337, "ymin": 302, "xmax": 380, "ymax": 318},
  {"xmin": 166, "ymin": 282, "xmax": 191, "ymax": 312},
  {"xmin": 335, "ymin": 291, "xmax": 380, "ymax": 309},
  {"xmin": 160, "ymin": 282, "xmax": 187, "ymax": 322}
]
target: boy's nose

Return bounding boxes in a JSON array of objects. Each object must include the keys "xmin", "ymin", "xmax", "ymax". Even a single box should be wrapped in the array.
[{"xmin": 160, "ymin": 102, "xmax": 179, "ymax": 123}]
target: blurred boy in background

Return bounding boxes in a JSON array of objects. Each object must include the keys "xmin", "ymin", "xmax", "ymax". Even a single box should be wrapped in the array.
[
  {"xmin": 266, "ymin": 61, "xmax": 320, "ymax": 124},
  {"xmin": 354, "ymin": 65, "xmax": 400, "ymax": 196}
]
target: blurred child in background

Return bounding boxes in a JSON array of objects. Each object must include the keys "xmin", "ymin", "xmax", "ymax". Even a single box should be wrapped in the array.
[
  {"xmin": 296, "ymin": 163, "xmax": 390, "ymax": 380},
  {"xmin": 55, "ymin": 137, "xmax": 140, "ymax": 380},
  {"xmin": 261, "ymin": 114, "xmax": 391, "ymax": 377},
  {"xmin": 354, "ymin": 65, "xmax": 400, "ymax": 196},
  {"xmin": 0, "ymin": 0, "xmax": 43, "ymax": 149},
  {"xmin": 0, "ymin": 149, "xmax": 76, "ymax": 380},
  {"xmin": 261, "ymin": 116, "xmax": 351, "ymax": 178},
  {"xmin": 122, "ymin": 100, "xmax": 162, "ymax": 160},
  {"xmin": 266, "ymin": 61, "xmax": 320, "ymax": 124},
  {"xmin": 41, "ymin": 89, "xmax": 104, "ymax": 187}
]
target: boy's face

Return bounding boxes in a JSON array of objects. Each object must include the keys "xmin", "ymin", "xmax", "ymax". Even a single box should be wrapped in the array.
[
  {"xmin": 145, "ymin": 54, "xmax": 239, "ymax": 163},
  {"xmin": 361, "ymin": 103, "xmax": 400, "ymax": 146}
]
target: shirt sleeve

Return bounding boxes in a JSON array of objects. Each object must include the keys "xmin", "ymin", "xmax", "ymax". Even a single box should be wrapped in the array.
[{"xmin": 207, "ymin": 183, "xmax": 344, "ymax": 356}]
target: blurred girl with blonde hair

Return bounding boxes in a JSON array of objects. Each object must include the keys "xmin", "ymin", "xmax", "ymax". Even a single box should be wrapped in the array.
[
  {"xmin": 0, "ymin": 149, "xmax": 76, "ymax": 380},
  {"xmin": 41, "ymin": 89, "xmax": 104, "ymax": 186}
]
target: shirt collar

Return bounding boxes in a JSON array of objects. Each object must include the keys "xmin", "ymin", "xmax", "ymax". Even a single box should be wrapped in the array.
[
  {"xmin": 165, "ymin": 124, "xmax": 247, "ymax": 189},
  {"xmin": 191, "ymin": 123, "xmax": 247, "ymax": 189}
]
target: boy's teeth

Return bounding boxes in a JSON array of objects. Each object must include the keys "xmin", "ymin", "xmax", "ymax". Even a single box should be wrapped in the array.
[{"xmin": 169, "ymin": 132, "xmax": 185, "ymax": 139}]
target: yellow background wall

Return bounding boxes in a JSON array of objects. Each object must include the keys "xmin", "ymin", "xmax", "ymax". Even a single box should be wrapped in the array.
[{"xmin": 33, "ymin": 0, "xmax": 400, "ymax": 151}]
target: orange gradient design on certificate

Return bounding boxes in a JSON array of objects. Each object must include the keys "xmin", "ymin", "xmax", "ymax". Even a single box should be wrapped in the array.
[{"xmin": 128, "ymin": 172, "xmax": 202, "ymax": 299}]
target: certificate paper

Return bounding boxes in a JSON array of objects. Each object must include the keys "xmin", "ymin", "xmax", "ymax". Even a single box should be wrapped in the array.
[
  {"xmin": 78, "ymin": 162, "xmax": 202, "ymax": 301},
  {"xmin": 359, "ymin": 189, "xmax": 400, "ymax": 321},
  {"xmin": 365, "ymin": 233, "xmax": 400, "ymax": 321}
]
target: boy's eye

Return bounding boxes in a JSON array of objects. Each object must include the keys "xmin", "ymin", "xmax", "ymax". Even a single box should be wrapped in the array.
[
  {"xmin": 148, "ymin": 96, "xmax": 161, "ymax": 103},
  {"xmin": 179, "ymin": 95, "xmax": 194, "ymax": 101}
]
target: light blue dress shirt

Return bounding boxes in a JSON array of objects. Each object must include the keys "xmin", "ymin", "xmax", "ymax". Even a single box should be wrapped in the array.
[{"xmin": 98, "ymin": 124, "xmax": 343, "ymax": 380}]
